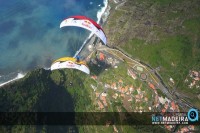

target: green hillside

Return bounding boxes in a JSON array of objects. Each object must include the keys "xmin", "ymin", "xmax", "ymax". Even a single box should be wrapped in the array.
[
  {"xmin": 0, "ymin": 67, "xmax": 167, "ymax": 132},
  {"xmin": 105, "ymin": 0, "xmax": 200, "ymax": 108}
]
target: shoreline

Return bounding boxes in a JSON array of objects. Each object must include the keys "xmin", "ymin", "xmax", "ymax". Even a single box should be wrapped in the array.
[
  {"xmin": 0, "ymin": 73, "xmax": 25, "ymax": 87},
  {"xmin": 0, "ymin": 0, "xmax": 111, "ymax": 88}
]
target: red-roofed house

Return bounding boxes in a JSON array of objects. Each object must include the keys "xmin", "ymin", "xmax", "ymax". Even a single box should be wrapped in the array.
[
  {"xmin": 171, "ymin": 101, "xmax": 176, "ymax": 111},
  {"xmin": 162, "ymin": 108, "xmax": 166, "ymax": 113},
  {"xmin": 99, "ymin": 52, "xmax": 105, "ymax": 61},
  {"xmin": 148, "ymin": 83, "xmax": 155, "ymax": 90},
  {"xmin": 91, "ymin": 75, "xmax": 97, "ymax": 80}
]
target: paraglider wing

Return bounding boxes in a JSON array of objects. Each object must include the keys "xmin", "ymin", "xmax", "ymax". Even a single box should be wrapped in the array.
[
  {"xmin": 51, "ymin": 57, "xmax": 90, "ymax": 74},
  {"xmin": 60, "ymin": 16, "xmax": 107, "ymax": 45}
]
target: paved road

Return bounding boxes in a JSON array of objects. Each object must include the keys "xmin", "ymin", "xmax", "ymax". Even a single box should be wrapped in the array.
[{"xmin": 95, "ymin": 44, "xmax": 197, "ymax": 111}]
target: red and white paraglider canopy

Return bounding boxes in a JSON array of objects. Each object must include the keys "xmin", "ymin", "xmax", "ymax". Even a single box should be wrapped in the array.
[{"xmin": 60, "ymin": 15, "xmax": 107, "ymax": 45}]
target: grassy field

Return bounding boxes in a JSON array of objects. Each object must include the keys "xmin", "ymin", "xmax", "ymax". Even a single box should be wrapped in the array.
[{"xmin": 105, "ymin": 0, "xmax": 200, "ymax": 108}]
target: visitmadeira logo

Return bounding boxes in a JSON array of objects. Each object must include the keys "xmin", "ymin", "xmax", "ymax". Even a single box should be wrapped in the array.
[
  {"xmin": 187, "ymin": 108, "xmax": 199, "ymax": 122},
  {"xmin": 152, "ymin": 108, "xmax": 199, "ymax": 125}
]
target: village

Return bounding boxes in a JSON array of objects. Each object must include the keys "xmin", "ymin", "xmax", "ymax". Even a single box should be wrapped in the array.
[{"xmin": 85, "ymin": 49, "xmax": 197, "ymax": 132}]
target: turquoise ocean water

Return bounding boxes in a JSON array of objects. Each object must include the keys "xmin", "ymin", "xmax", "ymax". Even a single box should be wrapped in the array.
[{"xmin": 0, "ymin": 0, "xmax": 107, "ymax": 84}]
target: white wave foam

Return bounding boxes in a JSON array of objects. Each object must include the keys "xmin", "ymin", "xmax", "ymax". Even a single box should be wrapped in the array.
[
  {"xmin": 97, "ymin": 0, "xmax": 108, "ymax": 24},
  {"xmin": 0, "ymin": 73, "xmax": 25, "ymax": 87}
]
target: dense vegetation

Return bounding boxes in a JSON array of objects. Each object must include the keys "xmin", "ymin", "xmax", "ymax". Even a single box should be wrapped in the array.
[
  {"xmin": 0, "ymin": 69, "xmax": 86, "ymax": 132},
  {"xmin": 0, "ymin": 69, "xmax": 90, "ymax": 112}
]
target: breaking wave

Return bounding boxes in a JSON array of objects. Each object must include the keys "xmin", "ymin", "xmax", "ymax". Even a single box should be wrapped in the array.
[{"xmin": 0, "ymin": 72, "xmax": 25, "ymax": 87}]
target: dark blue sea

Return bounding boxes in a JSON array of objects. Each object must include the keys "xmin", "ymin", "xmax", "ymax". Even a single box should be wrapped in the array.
[{"xmin": 0, "ymin": 0, "xmax": 107, "ymax": 85}]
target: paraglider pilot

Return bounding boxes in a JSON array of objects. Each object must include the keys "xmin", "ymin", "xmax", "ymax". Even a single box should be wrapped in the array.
[{"xmin": 76, "ymin": 55, "xmax": 80, "ymax": 62}]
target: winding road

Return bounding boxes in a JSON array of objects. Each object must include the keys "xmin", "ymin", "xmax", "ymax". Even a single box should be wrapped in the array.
[{"xmin": 95, "ymin": 43, "xmax": 198, "ymax": 111}]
